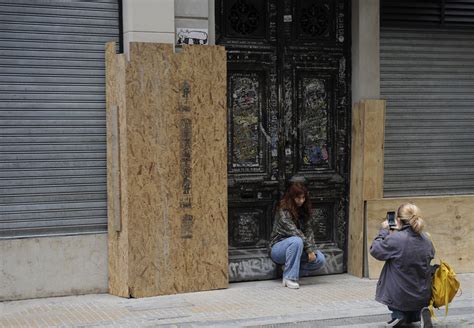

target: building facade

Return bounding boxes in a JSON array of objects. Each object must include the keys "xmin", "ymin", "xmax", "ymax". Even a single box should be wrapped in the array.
[{"xmin": 0, "ymin": 0, "xmax": 473, "ymax": 300}]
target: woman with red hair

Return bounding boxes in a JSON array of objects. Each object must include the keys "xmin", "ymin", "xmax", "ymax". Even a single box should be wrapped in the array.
[{"xmin": 269, "ymin": 182, "xmax": 326, "ymax": 289}]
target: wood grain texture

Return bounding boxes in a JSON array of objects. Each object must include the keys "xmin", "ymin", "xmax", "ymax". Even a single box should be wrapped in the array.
[
  {"xmin": 107, "ymin": 42, "xmax": 228, "ymax": 297},
  {"xmin": 348, "ymin": 102, "xmax": 364, "ymax": 277},
  {"xmin": 106, "ymin": 42, "xmax": 129, "ymax": 297},
  {"xmin": 348, "ymin": 100, "xmax": 386, "ymax": 277},
  {"xmin": 361, "ymin": 100, "xmax": 385, "ymax": 201},
  {"xmin": 366, "ymin": 197, "xmax": 474, "ymax": 279},
  {"xmin": 349, "ymin": 100, "xmax": 473, "ymax": 281}
]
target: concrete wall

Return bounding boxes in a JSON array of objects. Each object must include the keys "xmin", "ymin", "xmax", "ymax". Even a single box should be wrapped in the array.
[
  {"xmin": 351, "ymin": 0, "xmax": 380, "ymax": 102},
  {"xmin": 123, "ymin": 0, "xmax": 175, "ymax": 55},
  {"xmin": 0, "ymin": 234, "xmax": 108, "ymax": 301}
]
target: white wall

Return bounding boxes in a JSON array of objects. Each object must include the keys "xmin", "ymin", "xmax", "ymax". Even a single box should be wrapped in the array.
[
  {"xmin": 123, "ymin": 0, "xmax": 175, "ymax": 55},
  {"xmin": 0, "ymin": 234, "xmax": 108, "ymax": 301}
]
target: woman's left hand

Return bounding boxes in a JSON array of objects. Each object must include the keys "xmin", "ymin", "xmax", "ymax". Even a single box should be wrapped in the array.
[{"xmin": 308, "ymin": 252, "xmax": 316, "ymax": 262}]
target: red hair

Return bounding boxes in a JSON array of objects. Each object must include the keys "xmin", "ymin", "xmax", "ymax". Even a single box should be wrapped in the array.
[{"xmin": 277, "ymin": 183, "xmax": 312, "ymax": 221}]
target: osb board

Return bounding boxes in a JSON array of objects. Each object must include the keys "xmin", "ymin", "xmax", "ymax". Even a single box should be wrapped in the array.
[
  {"xmin": 348, "ymin": 102, "xmax": 364, "ymax": 277},
  {"xmin": 361, "ymin": 100, "xmax": 384, "ymax": 201},
  {"xmin": 366, "ymin": 196, "xmax": 474, "ymax": 279},
  {"xmin": 106, "ymin": 42, "xmax": 129, "ymax": 297},
  {"xmin": 348, "ymin": 100, "xmax": 385, "ymax": 277},
  {"xmin": 124, "ymin": 43, "xmax": 228, "ymax": 297}
]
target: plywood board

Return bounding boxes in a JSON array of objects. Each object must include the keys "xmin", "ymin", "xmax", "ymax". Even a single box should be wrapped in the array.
[
  {"xmin": 366, "ymin": 196, "xmax": 474, "ymax": 279},
  {"xmin": 348, "ymin": 102, "xmax": 364, "ymax": 277},
  {"xmin": 361, "ymin": 100, "xmax": 384, "ymax": 201},
  {"xmin": 106, "ymin": 42, "xmax": 129, "ymax": 297},
  {"xmin": 348, "ymin": 100, "xmax": 385, "ymax": 277},
  {"xmin": 106, "ymin": 42, "xmax": 228, "ymax": 297}
]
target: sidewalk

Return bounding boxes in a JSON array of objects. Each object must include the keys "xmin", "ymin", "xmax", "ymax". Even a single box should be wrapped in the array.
[{"xmin": 1, "ymin": 273, "xmax": 472, "ymax": 327}]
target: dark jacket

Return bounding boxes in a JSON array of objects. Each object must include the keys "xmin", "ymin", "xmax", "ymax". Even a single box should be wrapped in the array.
[
  {"xmin": 269, "ymin": 209, "xmax": 315, "ymax": 254},
  {"xmin": 370, "ymin": 225, "xmax": 435, "ymax": 311}
]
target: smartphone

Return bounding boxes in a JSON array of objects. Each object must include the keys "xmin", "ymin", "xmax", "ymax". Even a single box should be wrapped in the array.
[{"xmin": 386, "ymin": 211, "xmax": 396, "ymax": 228}]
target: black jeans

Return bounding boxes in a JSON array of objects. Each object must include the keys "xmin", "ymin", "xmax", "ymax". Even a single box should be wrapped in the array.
[{"xmin": 388, "ymin": 306, "xmax": 421, "ymax": 323}]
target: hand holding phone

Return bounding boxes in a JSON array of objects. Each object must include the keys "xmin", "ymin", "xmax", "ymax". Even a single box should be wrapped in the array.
[{"xmin": 386, "ymin": 211, "xmax": 396, "ymax": 229}]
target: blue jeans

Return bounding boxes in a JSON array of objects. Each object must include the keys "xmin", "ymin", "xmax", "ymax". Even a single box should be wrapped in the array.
[{"xmin": 271, "ymin": 236, "xmax": 326, "ymax": 281}]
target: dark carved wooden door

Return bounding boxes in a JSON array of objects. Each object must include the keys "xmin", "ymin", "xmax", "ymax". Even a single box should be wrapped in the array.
[{"xmin": 216, "ymin": 0, "xmax": 350, "ymax": 282}]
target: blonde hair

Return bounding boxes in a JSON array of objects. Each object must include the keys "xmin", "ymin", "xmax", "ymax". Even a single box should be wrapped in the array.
[{"xmin": 397, "ymin": 203, "xmax": 425, "ymax": 233}]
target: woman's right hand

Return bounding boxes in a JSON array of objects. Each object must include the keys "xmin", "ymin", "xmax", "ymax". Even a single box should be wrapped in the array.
[
  {"xmin": 381, "ymin": 219, "xmax": 401, "ymax": 232},
  {"xmin": 308, "ymin": 252, "xmax": 316, "ymax": 262}
]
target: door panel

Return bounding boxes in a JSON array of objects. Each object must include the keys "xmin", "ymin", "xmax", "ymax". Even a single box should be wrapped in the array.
[
  {"xmin": 297, "ymin": 74, "xmax": 331, "ymax": 169},
  {"xmin": 217, "ymin": 0, "xmax": 350, "ymax": 282},
  {"xmin": 228, "ymin": 71, "xmax": 269, "ymax": 175},
  {"xmin": 226, "ymin": 52, "xmax": 280, "ymax": 281}
]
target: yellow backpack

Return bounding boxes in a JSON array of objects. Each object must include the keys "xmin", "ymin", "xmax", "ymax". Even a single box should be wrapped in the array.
[{"xmin": 426, "ymin": 233, "xmax": 461, "ymax": 318}]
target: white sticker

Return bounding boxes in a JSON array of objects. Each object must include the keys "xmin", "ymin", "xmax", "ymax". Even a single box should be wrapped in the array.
[{"xmin": 176, "ymin": 28, "xmax": 209, "ymax": 45}]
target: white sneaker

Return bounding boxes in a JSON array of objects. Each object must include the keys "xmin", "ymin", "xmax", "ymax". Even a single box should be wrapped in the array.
[{"xmin": 282, "ymin": 278, "xmax": 299, "ymax": 289}]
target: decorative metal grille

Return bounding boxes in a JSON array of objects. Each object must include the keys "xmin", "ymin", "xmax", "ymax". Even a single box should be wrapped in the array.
[
  {"xmin": 300, "ymin": 0, "xmax": 331, "ymax": 37},
  {"xmin": 229, "ymin": 0, "xmax": 260, "ymax": 35}
]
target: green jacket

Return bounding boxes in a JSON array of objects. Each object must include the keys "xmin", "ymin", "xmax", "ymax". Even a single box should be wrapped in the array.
[{"xmin": 269, "ymin": 209, "xmax": 316, "ymax": 254}]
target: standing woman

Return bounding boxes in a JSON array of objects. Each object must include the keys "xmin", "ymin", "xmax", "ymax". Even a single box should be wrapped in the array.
[
  {"xmin": 269, "ymin": 182, "xmax": 326, "ymax": 289},
  {"xmin": 370, "ymin": 203, "xmax": 434, "ymax": 328}
]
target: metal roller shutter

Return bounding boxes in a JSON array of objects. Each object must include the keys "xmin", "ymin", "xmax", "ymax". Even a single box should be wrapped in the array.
[
  {"xmin": 0, "ymin": 0, "xmax": 120, "ymax": 238},
  {"xmin": 381, "ymin": 0, "xmax": 474, "ymax": 28},
  {"xmin": 381, "ymin": 27, "xmax": 474, "ymax": 197}
]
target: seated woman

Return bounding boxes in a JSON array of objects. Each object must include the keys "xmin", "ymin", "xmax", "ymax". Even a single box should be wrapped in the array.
[
  {"xmin": 370, "ymin": 203, "xmax": 434, "ymax": 328},
  {"xmin": 269, "ymin": 181, "xmax": 326, "ymax": 289}
]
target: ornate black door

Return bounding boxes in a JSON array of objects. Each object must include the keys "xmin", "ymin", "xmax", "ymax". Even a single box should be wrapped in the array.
[{"xmin": 216, "ymin": 0, "xmax": 350, "ymax": 282}]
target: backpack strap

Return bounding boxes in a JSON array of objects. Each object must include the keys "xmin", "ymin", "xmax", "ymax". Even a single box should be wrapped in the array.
[
  {"xmin": 441, "ymin": 263, "xmax": 450, "ymax": 317},
  {"xmin": 429, "ymin": 300, "xmax": 437, "ymax": 320}
]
